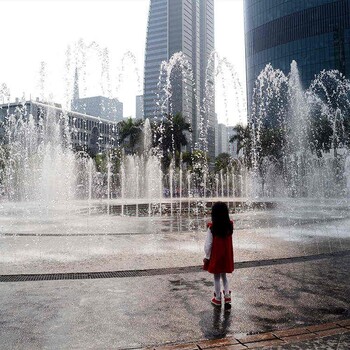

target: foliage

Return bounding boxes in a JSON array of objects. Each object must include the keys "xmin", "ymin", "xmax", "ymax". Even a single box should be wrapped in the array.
[
  {"xmin": 250, "ymin": 64, "xmax": 289, "ymax": 128},
  {"xmin": 229, "ymin": 122, "xmax": 286, "ymax": 174},
  {"xmin": 308, "ymin": 70, "xmax": 350, "ymax": 156},
  {"xmin": 118, "ymin": 117, "xmax": 144, "ymax": 154},
  {"xmin": 152, "ymin": 113, "xmax": 191, "ymax": 169},
  {"xmin": 229, "ymin": 123, "xmax": 253, "ymax": 168},
  {"xmin": 109, "ymin": 148, "xmax": 123, "ymax": 173},
  {"xmin": 89, "ymin": 147, "xmax": 123, "ymax": 175},
  {"xmin": 214, "ymin": 153, "xmax": 232, "ymax": 173},
  {"xmin": 190, "ymin": 149, "xmax": 209, "ymax": 189},
  {"xmin": 0, "ymin": 144, "xmax": 8, "ymax": 185},
  {"xmin": 94, "ymin": 152, "xmax": 107, "ymax": 173},
  {"xmin": 309, "ymin": 114, "xmax": 333, "ymax": 157},
  {"xmin": 342, "ymin": 116, "xmax": 350, "ymax": 149},
  {"xmin": 181, "ymin": 151, "xmax": 192, "ymax": 167},
  {"xmin": 258, "ymin": 125, "xmax": 285, "ymax": 164}
]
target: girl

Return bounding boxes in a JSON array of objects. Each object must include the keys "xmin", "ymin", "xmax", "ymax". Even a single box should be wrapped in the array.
[{"xmin": 203, "ymin": 201, "xmax": 234, "ymax": 308}]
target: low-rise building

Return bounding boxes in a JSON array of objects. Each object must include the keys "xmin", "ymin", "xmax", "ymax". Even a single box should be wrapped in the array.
[
  {"xmin": 0, "ymin": 99, "xmax": 118, "ymax": 155},
  {"xmin": 71, "ymin": 95, "xmax": 123, "ymax": 122}
]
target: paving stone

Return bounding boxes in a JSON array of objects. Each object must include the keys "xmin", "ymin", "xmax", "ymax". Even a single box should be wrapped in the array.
[
  {"xmin": 336, "ymin": 319, "xmax": 350, "ymax": 327},
  {"xmin": 2, "ymin": 250, "xmax": 349, "ymax": 349},
  {"xmin": 243, "ymin": 339, "xmax": 285, "ymax": 348},
  {"xmin": 306, "ymin": 322, "xmax": 339, "ymax": 332},
  {"xmin": 272, "ymin": 326, "xmax": 311, "ymax": 338},
  {"xmin": 218, "ymin": 345, "xmax": 248, "ymax": 350},
  {"xmin": 197, "ymin": 337, "xmax": 239, "ymax": 348},
  {"xmin": 155, "ymin": 343, "xmax": 198, "ymax": 350},
  {"xmin": 283, "ymin": 332, "xmax": 319, "ymax": 343},
  {"xmin": 235, "ymin": 332, "xmax": 277, "ymax": 344},
  {"xmin": 315, "ymin": 327, "xmax": 349, "ymax": 338}
]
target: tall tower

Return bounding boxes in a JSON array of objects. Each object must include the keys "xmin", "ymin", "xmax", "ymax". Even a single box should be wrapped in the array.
[
  {"xmin": 244, "ymin": 0, "xmax": 350, "ymax": 110},
  {"xmin": 144, "ymin": 0, "xmax": 215, "ymax": 159}
]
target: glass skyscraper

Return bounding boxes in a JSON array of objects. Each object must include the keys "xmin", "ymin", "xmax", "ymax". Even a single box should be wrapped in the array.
[
  {"xmin": 144, "ymin": 0, "xmax": 215, "ymax": 159},
  {"xmin": 244, "ymin": 0, "xmax": 350, "ymax": 107}
]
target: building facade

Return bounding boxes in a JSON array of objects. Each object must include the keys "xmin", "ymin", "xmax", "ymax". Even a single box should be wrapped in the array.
[
  {"xmin": 215, "ymin": 123, "xmax": 237, "ymax": 158},
  {"xmin": 144, "ymin": 0, "xmax": 215, "ymax": 160},
  {"xmin": 0, "ymin": 100, "xmax": 118, "ymax": 155},
  {"xmin": 216, "ymin": 123, "xmax": 229, "ymax": 156},
  {"xmin": 71, "ymin": 68, "xmax": 123, "ymax": 122},
  {"xmin": 227, "ymin": 127, "xmax": 237, "ymax": 158},
  {"xmin": 135, "ymin": 95, "xmax": 144, "ymax": 119},
  {"xmin": 244, "ymin": 0, "xmax": 350, "ymax": 107},
  {"xmin": 71, "ymin": 96, "xmax": 123, "ymax": 122}
]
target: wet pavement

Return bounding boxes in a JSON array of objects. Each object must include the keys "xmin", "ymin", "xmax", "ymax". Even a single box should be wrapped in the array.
[
  {"xmin": 1, "ymin": 200, "xmax": 350, "ymax": 349},
  {"xmin": 1, "ymin": 213, "xmax": 350, "ymax": 275},
  {"xmin": 150, "ymin": 321, "xmax": 350, "ymax": 349},
  {"xmin": 1, "ymin": 251, "xmax": 349, "ymax": 349},
  {"xmin": 1, "ymin": 198, "xmax": 350, "ymax": 274}
]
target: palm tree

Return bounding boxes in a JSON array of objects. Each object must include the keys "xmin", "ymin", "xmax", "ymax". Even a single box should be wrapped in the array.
[
  {"xmin": 214, "ymin": 152, "xmax": 232, "ymax": 173},
  {"xmin": 118, "ymin": 117, "xmax": 143, "ymax": 154},
  {"xmin": 171, "ymin": 113, "xmax": 191, "ymax": 154},
  {"xmin": 153, "ymin": 113, "xmax": 191, "ymax": 168},
  {"xmin": 162, "ymin": 113, "xmax": 191, "ymax": 153},
  {"xmin": 229, "ymin": 124, "xmax": 253, "ymax": 167}
]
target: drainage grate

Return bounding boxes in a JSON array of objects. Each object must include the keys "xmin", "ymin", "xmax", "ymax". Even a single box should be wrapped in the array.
[
  {"xmin": 1, "ymin": 232, "xmax": 164, "ymax": 237},
  {"xmin": 1, "ymin": 250, "xmax": 349, "ymax": 283}
]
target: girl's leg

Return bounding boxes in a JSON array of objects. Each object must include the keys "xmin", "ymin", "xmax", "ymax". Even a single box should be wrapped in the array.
[
  {"xmin": 220, "ymin": 273, "xmax": 229, "ymax": 294},
  {"xmin": 221, "ymin": 273, "xmax": 231, "ymax": 309},
  {"xmin": 213, "ymin": 273, "xmax": 221, "ymax": 299}
]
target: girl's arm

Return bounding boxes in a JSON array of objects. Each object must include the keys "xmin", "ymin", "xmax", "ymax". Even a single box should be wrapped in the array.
[{"xmin": 204, "ymin": 228, "xmax": 213, "ymax": 259}]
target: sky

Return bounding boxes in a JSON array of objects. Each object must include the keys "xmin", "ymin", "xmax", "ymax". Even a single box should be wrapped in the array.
[{"xmin": 0, "ymin": 0, "xmax": 246, "ymax": 126}]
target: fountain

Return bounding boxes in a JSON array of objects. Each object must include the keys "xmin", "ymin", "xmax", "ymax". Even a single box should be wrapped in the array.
[
  {"xmin": 2, "ymin": 103, "xmax": 77, "ymax": 202},
  {"xmin": 0, "ymin": 45, "xmax": 349, "ymax": 276},
  {"xmin": 248, "ymin": 61, "xmax": 350, "ymax": 198}
]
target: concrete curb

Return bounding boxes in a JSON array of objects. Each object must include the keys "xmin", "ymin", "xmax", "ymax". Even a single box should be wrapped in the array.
[{"xmin": 142, "ymin": 319, "xmax": 350, "ymax": 350}]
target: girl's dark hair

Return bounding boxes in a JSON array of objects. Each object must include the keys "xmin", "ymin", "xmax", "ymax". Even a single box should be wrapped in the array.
[{"xmin": 211, "ymin": 201, "xmax": 233, "ymax": 237}]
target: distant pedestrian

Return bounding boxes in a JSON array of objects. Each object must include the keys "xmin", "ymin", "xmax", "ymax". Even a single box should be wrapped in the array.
[{"xmin": 203, "ymin": 201, "xmax": 234, "ymax": 309}]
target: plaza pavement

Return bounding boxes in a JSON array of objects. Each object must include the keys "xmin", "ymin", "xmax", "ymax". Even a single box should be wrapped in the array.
[
  {"xmin": 1, "ymin": 250, "xmax": 349, "ymax": 349},
  {"xmin": 1, "ymin": 199, "xmax": 350, "ymax": 349}
]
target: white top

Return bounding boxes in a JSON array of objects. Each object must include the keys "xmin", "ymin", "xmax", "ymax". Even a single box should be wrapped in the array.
[{"xmin": 204, "ymin": 227, "xmax": 213, "ymax": 260}]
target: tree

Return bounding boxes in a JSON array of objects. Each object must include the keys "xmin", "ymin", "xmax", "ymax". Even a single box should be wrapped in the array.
[
  {"xmin": 170, "ymin": 113, "xmax": 191, "ymax": 156},
  {"xmin": 153, "ymin": 113, "xmax": 191, "ymax": 169},
  {"xmin": 0, "ymin": 144, "xmax": 8, "ymax": 187},
  {"xmin": 309, "ymin": 114, "xmax": 333, "ymax": 157},
  {"xmin": 308, "ymin": 70, "xmax": 350, "ymax": 156},
  {"xmin": 118, "ymin": 117, "xmax": 143, "ymax": 154},
  {"xmin": 259, "ymin": 125, "xmax": 285, "ymax": 163},
  {"xmin": 214, "ymin": 153, "xmax": 232, "ymax": 173},
  {"xmin": 93, "ymin": 152, "xmax": 107, "ymax": 173},
  {"xmin": 230, "ymin": 122, "xmax": 286, "ymax": 175},
  {"xmin": 229, "ymin": 124, "xmax": 253, "ymax": 168}
]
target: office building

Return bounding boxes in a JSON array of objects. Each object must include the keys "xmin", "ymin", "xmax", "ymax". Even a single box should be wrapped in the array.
[
  {"xmin": 144, "ymin": 0, "xmax": 215, "ymax": 159},
  {"xmin": 244, "ymin": 0, "xmax": 350, "ymax": 108},
  {"xmin": 227, "ymin": 127, "xmax": 237, "ymax": 158},
  {"xmin": 0, "ymin": 100, "xmax": 118, "ymax": 155},
  {"xmin": 216, "ymin": 123, "xmax": 229, "ymax": 156},
  {"xmin": 72, "ymin": 96, "xmax": 123, "ymax": 123},
  {"xmin": 136, "ymin": 95, "xmax": 144, "ymax": 119},
  {"xmin": 71, "ymin": 67, "xmax": 123, "ymax": 122}
]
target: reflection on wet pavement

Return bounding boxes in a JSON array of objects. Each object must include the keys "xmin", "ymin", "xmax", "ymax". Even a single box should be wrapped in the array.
[{"xmin": 0, "ymin": 199, "xmax": 349, "ymax": 275}]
